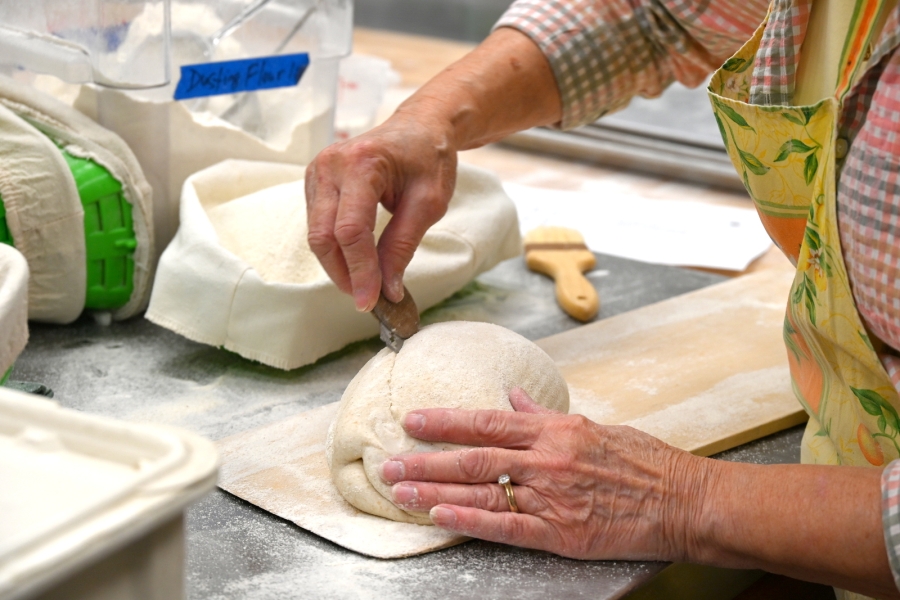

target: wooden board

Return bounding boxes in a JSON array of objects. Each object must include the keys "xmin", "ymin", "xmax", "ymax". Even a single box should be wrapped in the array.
[
  {"xmin": 538, "ymin": 268, "xmax": 807, "ymax": 456},
  {"xmin": 218, "ymin": 268, "xmax": 807, "ymax": 558}
]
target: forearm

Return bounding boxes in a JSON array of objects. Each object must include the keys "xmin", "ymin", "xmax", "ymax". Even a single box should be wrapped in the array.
[
  {"xmin": 390, "ymin": 27, "xmax": 562, "ymax": 152},
  {"xmin": 687, "ymin": 459, "xmax": 896, "ymax": 598}
]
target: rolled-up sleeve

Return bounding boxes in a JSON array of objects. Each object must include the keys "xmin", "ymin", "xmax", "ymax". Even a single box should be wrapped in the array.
[
  {"xmin": 494, "ymin": 0, "xmax": 768, "ymax": 129},
  {"xmin": 883, "ymin": 459, "xmax": 900, "ymax": 590}
]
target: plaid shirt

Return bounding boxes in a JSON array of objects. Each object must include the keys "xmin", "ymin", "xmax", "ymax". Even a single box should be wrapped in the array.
[{"xmin": 496, "ymin": 0, "xmax": 900, "ymax": 588}]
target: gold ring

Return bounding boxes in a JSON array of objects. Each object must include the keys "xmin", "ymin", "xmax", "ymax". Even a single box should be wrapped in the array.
[{"xmin": 498, "ymin": 474, "xmax": 519, "ymax": 513}]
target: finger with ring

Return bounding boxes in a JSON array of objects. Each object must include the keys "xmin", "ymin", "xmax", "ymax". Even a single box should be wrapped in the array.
[
  {"xmin": 498, "ymin": 473, "xmax": 519, "ymax": 513},
  {"xmin": 391, "ymin": 481, "xmax": 532, "ymax": 513},
  {"xmin": 383, "ymin": 447, "xmax": 525, "ymax": 484}
]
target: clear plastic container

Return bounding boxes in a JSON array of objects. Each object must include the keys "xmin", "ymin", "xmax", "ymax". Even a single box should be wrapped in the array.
[
  {"xmin": 0, "ymin": 0, "xmax": 352, "ymax": 253},
  {"xmin": 73, "ymin": 0, "xmax": 353, "ymax": 252},
  {"xmin": 0, "ymin": 0, "xmax": 171, "ymax": 89}
]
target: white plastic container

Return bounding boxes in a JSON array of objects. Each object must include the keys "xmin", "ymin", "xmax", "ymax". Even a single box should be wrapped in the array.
[
  {"xmin": 334, "ymin": 54, "xmax": 400, "ymax": 142},
  {"xmin": 0, "ymin": 388, "xmax": 218, "ymax": 600}
]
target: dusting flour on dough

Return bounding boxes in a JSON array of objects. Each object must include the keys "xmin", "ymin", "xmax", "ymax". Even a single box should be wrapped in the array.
[{"xmin": 327, "ymin": 321, "xmax": 570, "ymax": 524}]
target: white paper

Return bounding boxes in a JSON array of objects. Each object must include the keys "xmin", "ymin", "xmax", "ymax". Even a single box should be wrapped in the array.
[{"xmin": 504, "ymin": 182, "xmax": 773, "ymax": 271}]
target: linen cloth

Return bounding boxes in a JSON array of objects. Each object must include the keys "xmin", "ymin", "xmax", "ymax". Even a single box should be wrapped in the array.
[
  {"xmin": 0, "ymin": 244, "xmax": 28, "ymax": 375},
  {"xmin": 146, "ymin": 160, "xmax": 522, "ymax": 370},
  {"xmin": 0, "ymin": 74, "xmax": 155, "ymax": 322},
  {"xmin": 0, "ymin": 103, "xmax": 84, "ymax": 323},
  {"xmin": 496, "ymin": 0, "xmax": 900, "ymax": 589}
]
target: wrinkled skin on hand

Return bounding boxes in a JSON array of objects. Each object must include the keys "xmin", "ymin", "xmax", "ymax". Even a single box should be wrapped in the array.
[
  {"xmin": 305, "ymin": 112, "xmax": 457, "ymax": 312},
  {"xmin": 379, "ymin": 388, "xmax": 709, "ymax": 561}
]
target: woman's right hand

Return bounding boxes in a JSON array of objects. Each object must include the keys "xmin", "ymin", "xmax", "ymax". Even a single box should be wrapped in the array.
[
  {"xmin": 305, "ymin": 27, "xmax": 562, "ymax": 313},
  {"xmin": 305, "ymin": 111, "xmax": 458, "ymax": 313}
]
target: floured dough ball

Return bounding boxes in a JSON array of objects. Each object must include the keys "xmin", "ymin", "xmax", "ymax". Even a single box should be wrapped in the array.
[{"xmin": 326, "ymin": 321, "xmax": 569, "ymax": 524}]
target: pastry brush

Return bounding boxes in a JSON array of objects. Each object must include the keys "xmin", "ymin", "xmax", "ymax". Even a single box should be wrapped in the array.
[{"xmin": 524, "ymin": 226, "xmax": 599, "ymax": 322}]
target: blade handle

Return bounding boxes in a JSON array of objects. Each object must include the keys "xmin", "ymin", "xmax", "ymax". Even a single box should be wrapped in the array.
[{"xmin": 372, "ymin": 286, "xmax": 419, "ymax": 352}]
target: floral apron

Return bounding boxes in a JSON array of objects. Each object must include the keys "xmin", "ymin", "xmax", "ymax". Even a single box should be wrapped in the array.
[
  {"xmin": 708, "ymin": 5, "xmax": 898, "ymax": 596},
  {"xmin": 709, "ymin": 5, "xmax": 900, "ymax": 471}
]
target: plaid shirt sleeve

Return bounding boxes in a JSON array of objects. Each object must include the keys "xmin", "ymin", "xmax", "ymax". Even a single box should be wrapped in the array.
[
  {"xmin": 883, "ymin": 459, "xmax": 900, "ymax": 589},
  {"xmin": 494, "ymin": 0, "xmax": 770, "ymax": 130}
]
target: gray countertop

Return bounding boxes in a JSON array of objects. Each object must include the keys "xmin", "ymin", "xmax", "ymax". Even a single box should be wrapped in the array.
[{"xmin": 11, "ymin": 254, "xmax": 803, "ymax": 600}]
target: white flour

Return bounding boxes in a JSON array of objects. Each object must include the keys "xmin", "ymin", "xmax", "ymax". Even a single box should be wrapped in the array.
[
  {"xmin": 623, "ymin": 365, "xmax": 793, "ymax": 446},
  {"xmin": 205, "ymin": 181, "xmax": 327, "ymax": 285}
]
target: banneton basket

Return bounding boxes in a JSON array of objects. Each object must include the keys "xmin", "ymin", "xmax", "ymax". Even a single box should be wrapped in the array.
[
  {"xmin": 0, "ymin": 244, "xmax": 28, "ymax": 383},
  {"xmin": 0, "ymin": 148, "xmax": 139, "ymax": 311},
  {"xmin": 146, "ymin": 160, "xmax": 523, "ymax": 370},
  {"xmin": 0, "ymin": 74, "xmax": 153, "ymax": 323}
]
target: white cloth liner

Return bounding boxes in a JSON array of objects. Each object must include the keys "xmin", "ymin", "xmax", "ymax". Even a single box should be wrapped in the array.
[
  {"xmin": 0, "ymin": 74, "xmax": 154, "ymax": 322},
  {"xmin": 0, "ymin": 103, "xmax": 85, "ymax": 324},
  {"xmin": 0, "ymin": 244, "xmax": 29, "ymax": 374},
  {"xmin": 147, "ymin": 160, "xmax": 522, "ymax": 370}
]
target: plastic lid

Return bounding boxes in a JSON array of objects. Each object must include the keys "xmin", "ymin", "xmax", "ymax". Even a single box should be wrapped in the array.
[
  {"xmin": 0, "ymin": 1, "xmax": 171, "ymax": 90},
  {"xmin": 0, "ymin": 388, "xmax": 218, "ymax": 599}
]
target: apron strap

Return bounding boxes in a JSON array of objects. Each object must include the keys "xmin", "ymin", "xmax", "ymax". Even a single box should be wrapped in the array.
[{"xmin": 836, "ymin": 0, "xmax": 891, "ymax": 99}]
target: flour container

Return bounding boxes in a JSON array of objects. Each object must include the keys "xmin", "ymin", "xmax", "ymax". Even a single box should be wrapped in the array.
[
  {"xmin": 73, "ymin": 0, "xmax": 353, "ymax": 253},
  {"xmin": 0, "ymin": 0, "xmax": 171, "ymax": 89},
  {"xmin": 0, "ymin": 388, "xmax": 218, "ymax": 600}
]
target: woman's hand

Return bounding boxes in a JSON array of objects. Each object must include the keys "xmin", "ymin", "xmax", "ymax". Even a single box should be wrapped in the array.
[
  {"xmin": 305, "ymin": 113, "xmax": 456, "ymax": 312},
  {"xmin": 305, "ymin": 28, "xmax": 562, "ymax": 312},
  {"xmin": 379, "ymin": 388, "xmax": 711, "ymax": 561}
]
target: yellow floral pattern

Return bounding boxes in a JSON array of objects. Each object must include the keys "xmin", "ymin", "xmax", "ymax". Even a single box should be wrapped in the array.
[{"xmin": 708, "ymin": 9, "xmax": 900, "ymax": 469}]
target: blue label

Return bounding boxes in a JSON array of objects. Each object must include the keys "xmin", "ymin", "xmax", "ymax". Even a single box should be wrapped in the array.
[{"xmin": 173, "ymin": 53, "xmax": 310, "ymax": 100}]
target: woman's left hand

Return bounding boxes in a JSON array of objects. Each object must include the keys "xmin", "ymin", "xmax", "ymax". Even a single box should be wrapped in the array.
[{"xmin": 379, "ymin": 388, "xmax": 713, "ymax": 561}]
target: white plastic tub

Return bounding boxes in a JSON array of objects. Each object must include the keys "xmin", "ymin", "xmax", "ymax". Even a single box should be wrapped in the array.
[{"xmin": 0, "ymin": 388, "xmax": 218, "ymax": 600}]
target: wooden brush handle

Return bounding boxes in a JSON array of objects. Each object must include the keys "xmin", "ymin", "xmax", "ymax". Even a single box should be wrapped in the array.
[
  {"xmin": 554, "ymin": 261, "xmax": 599, "ymax": 322},
  {"xmin": 526, "ymin": 251, "xmax": 599, "ymax": 322}
]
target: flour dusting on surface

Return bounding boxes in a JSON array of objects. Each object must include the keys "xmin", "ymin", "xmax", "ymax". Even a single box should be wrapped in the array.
[{"xmin": 623, "ymin": 365, "xmax": 792, "ymax": 447}]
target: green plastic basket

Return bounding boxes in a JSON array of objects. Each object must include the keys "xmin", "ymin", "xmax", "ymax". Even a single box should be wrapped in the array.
[
  {"xmin": 0, "ymin": 196, "xmax": 11, "ymax": 246},
  {"xmin": 0, "ymin": 145, "xmax": 136, "ymax": 311}
]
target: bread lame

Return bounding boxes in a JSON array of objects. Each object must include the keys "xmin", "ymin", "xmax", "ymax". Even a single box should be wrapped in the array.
[{"xmin": 372, "ymin": 286, "xmax": 419, "ymax": 352}]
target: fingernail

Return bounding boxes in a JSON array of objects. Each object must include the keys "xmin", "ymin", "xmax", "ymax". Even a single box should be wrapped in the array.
[
  {"xmin": 430, "ymin": 506, "xmax": 457, "ymax": 527},
  {"xmin": 380, "ymin": 460, "xmax": 405, "ymax": 483},
  {"xmin": 353, "ymin": 290, "xmax": 370, "ymax": 312},
  {"xmin": 389, "ymin": 275, "xmax": 404, "ymax": 301},
  {"xmin": 404, "ymin": 413, "xmax": 425, "ymax": 432},
  {"xmin": 392, "ymin": 484, "xmax": 418, "ymax": 507}
]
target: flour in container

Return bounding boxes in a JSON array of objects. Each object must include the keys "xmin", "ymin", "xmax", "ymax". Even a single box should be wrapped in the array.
[{"xmin": 206, "ymin": 180, "xmax": 393, "ymax": 285}]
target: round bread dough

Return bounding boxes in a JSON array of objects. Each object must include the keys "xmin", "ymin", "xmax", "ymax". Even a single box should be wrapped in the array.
[{"xmin": 326, "ymin": 321, "xmax": 569, "ymax": 524}]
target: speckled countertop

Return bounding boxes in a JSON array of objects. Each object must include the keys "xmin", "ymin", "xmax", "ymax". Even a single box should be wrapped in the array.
[{"xmin": 11, "ymin": 253, "xmax": 803, "ymax": 600}]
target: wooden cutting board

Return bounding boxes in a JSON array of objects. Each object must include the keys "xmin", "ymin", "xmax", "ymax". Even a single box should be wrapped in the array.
[
  {"xmin": 218, "ymin": 267, "xmax": 806, "ymax": 558},
  {"xmin": 539, "ymin": 267, "xmax": 806, "ymax": 456}
]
